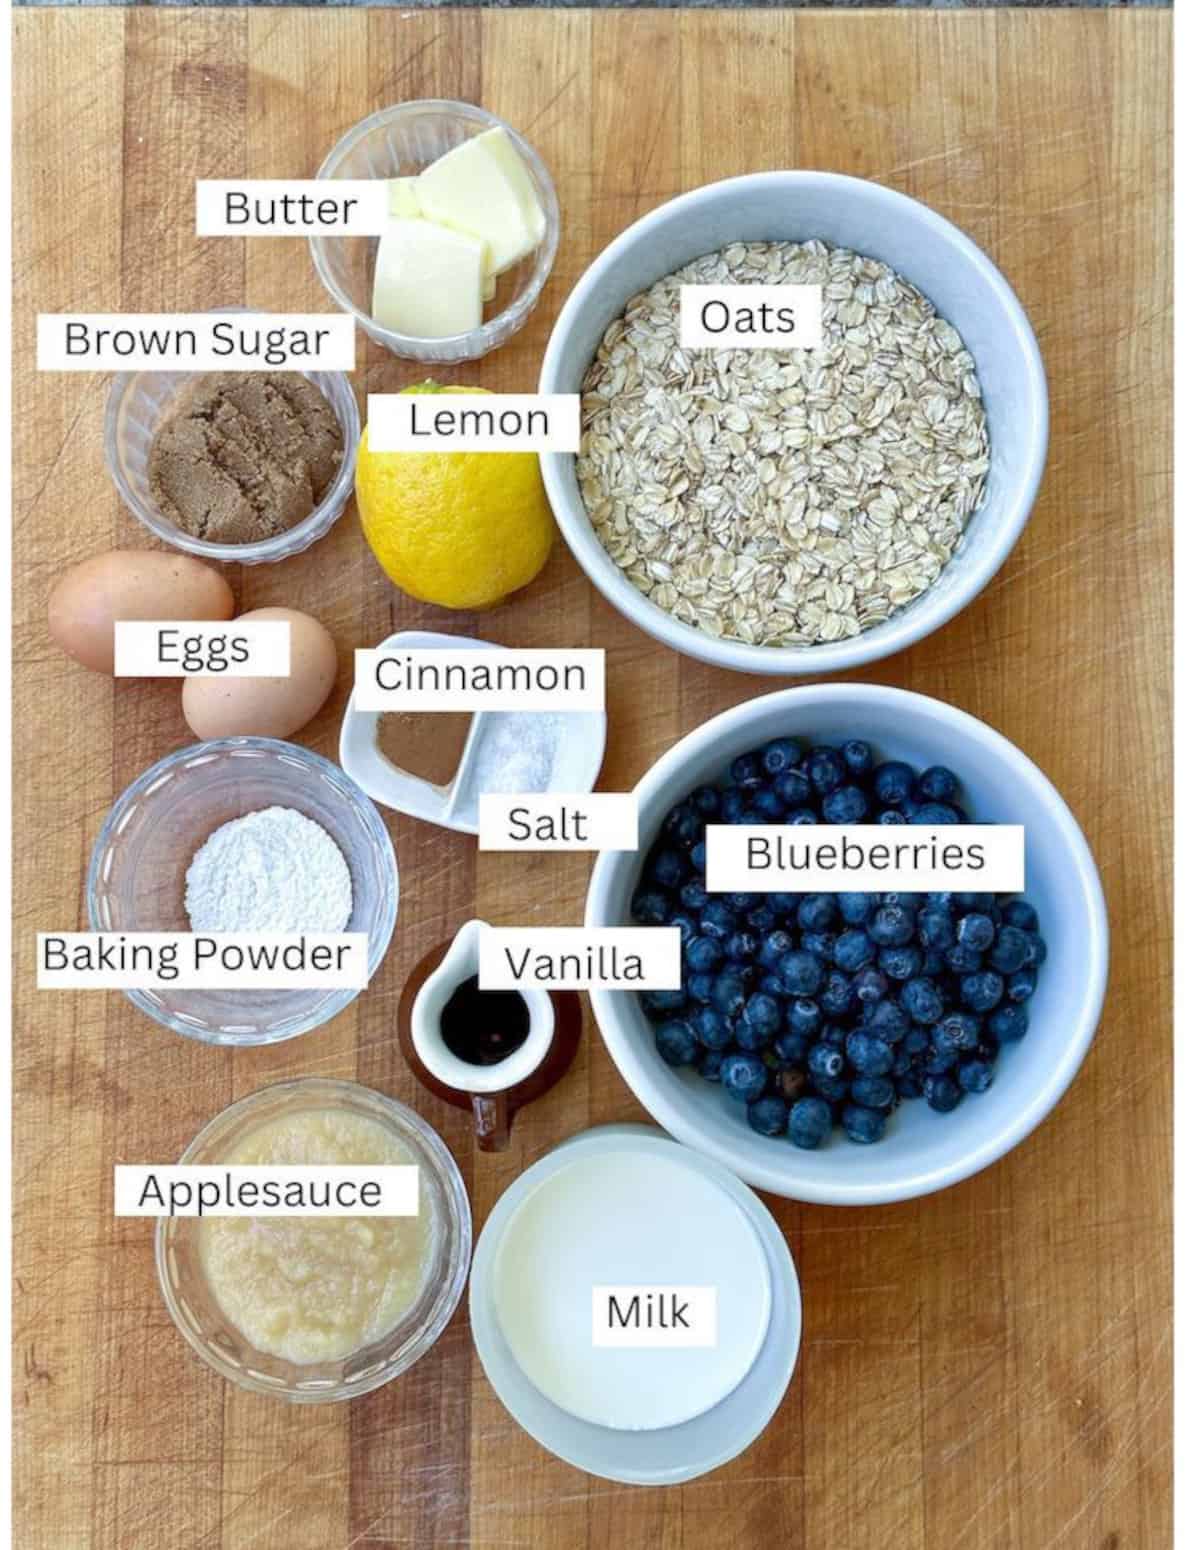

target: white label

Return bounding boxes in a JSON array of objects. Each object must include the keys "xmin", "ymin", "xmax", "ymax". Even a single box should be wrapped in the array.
[
  {"xmin": 115, "ymin": 1165, "xmax": 419, "ymax": 1218},
  {"xmin": 477, "ymin": 793, "xmax": 638, "ymax": 852},
  {"xmin": 196, "ymin": 179, "xmax": 391, "ymax": 236},
  {"xmin": 37, "ymin": 933, "xmax": 368, "ymax": 989},
  {"xmin": 367, "ymin": 392, "xmax": 581, "ymax": 453},
  {"xmin": 705, "ymin": 824, "xmax": 1025, "ymax": 892},
  {"xmin": 478, "ymin": 926, "xmax": 681, "ymax": 990},
  {"xmin": 679, "ymin": 284, "xmax": 823, "ymax": 349},
  {"xmin": 354, "ymin": 647, "xmax": 605, "ymax": 712},
  {"xmin": 592, "ymin": 1286, "xmax": 718, "ymax": 1348},
  {"xmin": 36, "ymin": 313, "xmax": 356, "ymax": 371},
  {"xmin": 113, "ymin": 621, "xmax": 290, "ymax": 678}
]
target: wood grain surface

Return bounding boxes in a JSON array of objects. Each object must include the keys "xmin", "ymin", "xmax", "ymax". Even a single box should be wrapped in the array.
[{"xmin": 12, "ymin": 9, "xmax": 1172, "ymax": 1549}]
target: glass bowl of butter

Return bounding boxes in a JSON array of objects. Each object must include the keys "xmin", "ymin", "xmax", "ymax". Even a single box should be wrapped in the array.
[
  {"xmin": 310, "ymin": 99, "xmax": 560, "ymax": 364},
  {"xmin": 156, "ymin": 1079, "xmax": 472, "ymax": 1402}
]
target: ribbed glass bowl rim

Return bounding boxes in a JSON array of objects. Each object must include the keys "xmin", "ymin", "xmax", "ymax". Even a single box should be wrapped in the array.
[
  {"xmin": 155, "ymin": 1078, "xmax": 473, "ymax": 1401},
  {"xmin": 85, "ymin": 737, "xmax": 399, "ymax": 1045},
  {"xmin": 102, "ymin": 307, "xmax": 360, "ymax": 565},
  {"xmin": 308, "ymin": 98, "xmax": 560, "ymax": 353}
]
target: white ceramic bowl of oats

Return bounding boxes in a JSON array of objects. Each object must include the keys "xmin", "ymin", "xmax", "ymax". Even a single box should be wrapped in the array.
[{"xmin": 539, "ymin": 172, "xmax": 1047, "ymax": 675}]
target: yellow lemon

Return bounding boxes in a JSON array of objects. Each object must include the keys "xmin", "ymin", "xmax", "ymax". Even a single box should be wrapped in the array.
[{"xmin": 355, "ymin": 383, "xmax": 555, "ymax": 610}]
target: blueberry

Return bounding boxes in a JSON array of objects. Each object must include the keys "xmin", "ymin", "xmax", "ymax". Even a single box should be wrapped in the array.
[
  {"xmin": 900, "ymin": 977, "xmax": 944, "ymax": 1025},
  {"xmin": 945, "ymin": 943, "xmax": 984, "ymax": 975},
  {"xmin": 989, "ymin": 1004, "xmax": 1029, "ymax": 1043},
  {"xmin": 665, "ymin": 910, "xmax": 697, "ymax": 944},
  {"xmin": 1007, "ymin": 966, "xmax": 1038, "ymax": 1003},
  {"xmin": 819, "ymin": 972, "xmax": 854, "ymax": 1018},
  {"xmin": 842, "ymin": 1104, "xmax": 887, "ymax": 1144},
  {"xmin": 788, "ymin": 807, "xmax": 820, "ymax": 826},
  {"xmin": 692, "ymin": 1005, "xmax": 731, "ymax": 1050},
  {"xmin": 1025, "ymin": 934, "xmax": 1048, "ymax": 967},
  {"xmin": 685, "ymin": 935, "xmax": 724, "ymax": 973},
  {"xmin": 869, "ymin": 999, "xmax": 911, "ymax": 1042},
  {"xmin": 910, "ymin": 802, "xmax": 960, "ymax": 825},
  {"xmin": 665, "ymin": 800, "xmax": 701, "ymax": 839},
  {"xmin": 719, "ymin": 789, "xmax": 745, "ymax": 821},
  {"xmin": 734, "ymin": 1012, "xmax": 774, "ymax": 1052},
  {"xmin": 692, "ymin": 785, "xmax": 722, "ymax": 818},
  {"xmin": 805, "ymin": 747, "xmax": 847, "ymax": 796},
  {"xmin": 762, "ymin": 737, "xmax": 804, "ymax": 775},
  {"xmin": 640, "ymin": 987, "xmax": 687, "ymax": 1014},
  {"xmin": 879, "ymin": 810, "xmax": 908, "ymax": 825},
  {"xmin": 752, "ymin": 788, "xmax": 786, "ymax": 821},
  {"xmin": 801, "ymin": 930, "xmax": 837, "ymax": 963},
  {"xmin": 729, "ymin": 892, "xmax": 755, "ymax": 911},
  {"xmin": 989, "ymin": 925, "xmax": 1029, "ymax": 974},
  {"xmin": 699, "ymin": 900, "xmax": 738, "ymax": 941},
  {"xmin": 924, "ymin": 1074, "xmax": 962, "ymax": 1113},
  {"xmin": 958, "ymin": 1058, "xmax": 995, "ymax": 1094},
  {"xmin": 818, "ymin": 1021, "xmax": 847, "ymax": 1050},
  {"xmin": 680, "ymin": 879, "xmax": 709, "ymax": 913},
  {"xmin": 747, "ymin": 1096, "xmax": 791, "ymax": 1136},
  {"xmin": 807, "ymin": 1042, "xmax": 844, "ymax": 1080},
  {"xmin": 917, "ymin": 906, "xmax": 955, "ymax": 950},
  {"xmin": 686, "ymin": 973, "xmax": 716, "ymax": 1005},
  {"xmin": 954, "ymin": 892, "xmax": 996, "ymax": 912},
  {"xmin": 697, "ymin": 1049, "xmax": 725, "ymax": 1082},
  {"xmin": 925, "ymin": 1047, "xmax": 960, "ymax": 1076},
  {"xmin": 868, "ymin": 905, "xmax": 916, "ymax": 947},
  {"xmin": 655, "ymin": 1021, "xmax": 697, "ymax": 1067},
  {"xmin": 900, "ymin": 798, "xmax": 922, "ymax": 821},
  {"xmin": 744, "ymin": 991, "xmax": 783, "ymax": 1037},
  {"xmin": 957, "ymin": 912, "xmax": 996, "ymax": 952},
  {"xmin": 726, "ymin": 929, "xmax": 759, "ymax": 963},
  {"xmin": 780, "ymin": 950, "xmax": 824, "ymax": 996},
  {"xmin": 874, "ymin": 760, "xmax": 916, "ymax": 806},
  {"xmin": 774, "ymin": 770, "xmax": 812, "ymax": 807},
  {"xmin": 650, "ymin": 849, "xmax": 688, "ymax": 890},
  {"xmin": 881, "ymin": 892, "xmax": 922, "ymax": 908},
  {"xmin": 823, "ymin": 785, "xmax": 870, "ymax": 824},
  {"xmin": 918, "ymin": 766, "xmax": 959, "ymax": 802},
  {"xmin": 720, "ymin": 1053, "xmax": 768, "ymax": 1103},
  {"xmin": 786, "ymin": 997, "xmax": 823, "ymax": 1037},
  {"xmin": 689, "ymin": 841, "xmax": 708, "ymax": 873},
  {"xmin": 712, "ymin": 971, "xmax": 748, "ymax": 1019},
  {"xmin": 730, "ymin": 752, "xmax": 763, "ymax": 787},
  {"xmin": 878, "ymin": 944, "xmax": 922, "ymax": 982},
  {"xmin": 774, "ymin": 1029, "xmax": 811, "ymax": 1065},
  {"xmin": 833, "ymin": 928, "xmax": 875, "ymax": 974},
  {"xmin": 632, "ymin": 889, "xmax": 671, "ymax": 925},
  {"xmin": 758, "ymin": 928, "xmax": 795, "ymax": 968},
  {"xmin": 1003, "ymin": 899, "xmax": 1040, "ymax": 933},
  {"xmin": 920, "ymin": 949, "xmax": 948, "ymax": 978},
  {"xmin": 841, "ymin": 739, "xmax": 873, "ymax": 776},
  {"xmin": 838, "ymin": 891, "xmax": 876, "ymax": 925},
  {"xmin": 851, "ymin": 1075, "xmax": 895, "ymax": 1111},
  {"xmin": 747, "ymin": 904, "xmax": 778, "ymax": 934},
  {"xmin": 787, "ymin": 1097, "xmax": 833, "ymax": 1149},
  {"xmin": 902, "ymin": 1027, "xmax": 930, "ymax": 1055},
  {"xmin": 960, "ymin": 971, "xmax": 1005, "ymax": 1013},
  {"xmin": 760, "ymin": 973, "xmax": 785, "ymax": 997},
  {"xmin": 796, "ymin": 893, "xmax": 838, "ymax": 931},
  {"xmin": 846, "ymin": 1031, "xmax": 893, "ymax": 1076},
  {"xmin": 852, "ymin": 966, "xmax": 890, "ymax": 1005},
  {"xmin": 931, "ymin": 1012, "xmax": 981, "ymax": 1054}
]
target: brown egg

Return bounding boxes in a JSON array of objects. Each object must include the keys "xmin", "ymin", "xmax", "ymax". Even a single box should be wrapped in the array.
[
  {"xmin": 48, "ymin": 550, "xmax": 235, "ymax": 675},
  {"xmin": 182, "ymin": 606, "xmax": 339, "ymax": 740}
]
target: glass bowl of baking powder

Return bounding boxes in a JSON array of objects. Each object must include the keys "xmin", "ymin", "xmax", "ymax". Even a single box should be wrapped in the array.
[{"xmin": 87, "ymin": 737, "xmax": 398, "ymax": 1045}]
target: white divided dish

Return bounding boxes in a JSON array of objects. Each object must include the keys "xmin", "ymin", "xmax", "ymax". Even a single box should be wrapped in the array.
[
  {"xmin": 339, "ymin": 630, "xmax": 607, "ymax": 834},
  {"xmin": 469, "ymin": 1125, "xmax": 801, "ymax": 1484}
]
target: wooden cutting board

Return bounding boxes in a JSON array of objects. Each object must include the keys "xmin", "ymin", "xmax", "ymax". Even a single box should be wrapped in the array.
[{"xmin": 12, "ymin": 9, "xmax": 1171, "ymax": 1549}]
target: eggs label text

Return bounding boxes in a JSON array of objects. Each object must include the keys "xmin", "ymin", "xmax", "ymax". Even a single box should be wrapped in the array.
[
  {"xmin": 705, "ymin": 824, "xmax": 1026, "ymax": 892},
  {"xmin": 367, "ymin": 392, "xmax": 581, "ymax": 453},
  {"xmin": 37, "ymin": 933, "xmax": 368, "ymax": 989},
  {"xmin": 113, "ymin": 620, "xmax": 291, "ymax": 678},
  {"xmin": 478, "ymin": 926, "xmax": 681, "ymax": 990},
  {"xmin": 478, "ymin": 793, "xmax": 638, "ymax": 852},
  {"xmin": 679, "ymin": 284, "xmax": 823, "ymax": 349},
  {"xmin": 36, "ymin": 313, "xmax": 356, "ymax": 370}
]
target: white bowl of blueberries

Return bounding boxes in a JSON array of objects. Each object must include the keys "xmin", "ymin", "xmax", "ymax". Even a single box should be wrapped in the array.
[{"xmin": 587, "ymin": 684, "xmax": 1108, "ymax": 1205}]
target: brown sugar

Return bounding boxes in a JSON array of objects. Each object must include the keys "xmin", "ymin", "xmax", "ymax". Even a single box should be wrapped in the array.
[{"xmin": 147, "ymin": 372, "xmax": 345, "ymax": 544}]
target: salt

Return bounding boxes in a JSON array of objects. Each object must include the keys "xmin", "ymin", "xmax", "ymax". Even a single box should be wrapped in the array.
[{"xmin": 454, "ymin": 711, "xmax": 593, "ymax": 824}]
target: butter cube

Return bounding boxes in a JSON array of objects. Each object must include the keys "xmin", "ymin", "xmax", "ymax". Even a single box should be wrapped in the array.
[
  {"xmin": 416, "ymin": 126, "xmax": 546, "ymax": 277},
  {"xmin": 387, "ymin": 177, "xmax": 420, "ymax": 219},
  {"xmin": 372, "ymin": 218, "xmax": 486, "ymax": 339}
]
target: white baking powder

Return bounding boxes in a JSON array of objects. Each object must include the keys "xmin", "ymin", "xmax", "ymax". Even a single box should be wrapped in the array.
[{"xmin": 185, "ymin": 806, "xmax": 353, "ymax": 934}]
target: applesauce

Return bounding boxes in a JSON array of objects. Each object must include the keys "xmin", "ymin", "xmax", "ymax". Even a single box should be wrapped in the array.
[{"xmin": 199, "ymin": 1107, "xmax": 432, "ymax": 1365}]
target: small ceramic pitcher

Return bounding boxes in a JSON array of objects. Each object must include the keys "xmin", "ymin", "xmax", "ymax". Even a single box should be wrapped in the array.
[{"xmin": 411, "ymin": 920, "xmax": 555, "ymax": 1151}]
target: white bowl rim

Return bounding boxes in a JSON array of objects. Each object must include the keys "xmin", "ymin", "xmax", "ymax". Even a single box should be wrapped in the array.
[
  {"xmin": 586, "ymin": 683, "xmax": 1109, "ymax": 1205},
  {"xmin": 540, "ymin": 170, "xmax": 1049, "ymax": 676}
]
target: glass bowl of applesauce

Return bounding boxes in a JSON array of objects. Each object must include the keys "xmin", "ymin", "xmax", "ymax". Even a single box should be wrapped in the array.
[{"xmin": 156, "ymin": 1080, "xmax": 472, "ymax": 1402}]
